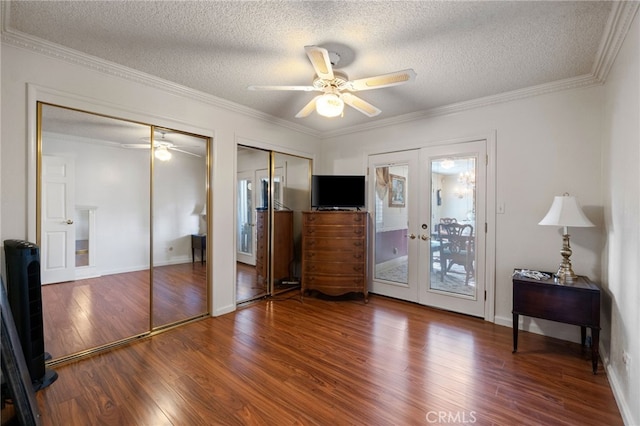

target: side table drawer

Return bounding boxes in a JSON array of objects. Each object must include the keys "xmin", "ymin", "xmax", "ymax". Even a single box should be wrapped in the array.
[{"xmin": 513, "ymin": 282, "xmax": 599, "ymax": 327}]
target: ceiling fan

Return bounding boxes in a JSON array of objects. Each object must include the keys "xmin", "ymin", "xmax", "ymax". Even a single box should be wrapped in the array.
[
  {"xmin": 121, "ymin": 132, "xmax": 201, "ymax": 160},
  {"xmin": 248, "ymin": 45, "xmax": 416, "ymax": 118}
]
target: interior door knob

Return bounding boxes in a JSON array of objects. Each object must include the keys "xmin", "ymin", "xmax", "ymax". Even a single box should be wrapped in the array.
[
  {"xmin": 421, "ymin": 234, "xmax": 430, "ymax": 241},
  {"xmin": 65, "ymin": 219, "xmax": 74, "ymax": 224},
  {"xmin": 407, "ymin": 233, "xmax": 416, "ymax": 240}
]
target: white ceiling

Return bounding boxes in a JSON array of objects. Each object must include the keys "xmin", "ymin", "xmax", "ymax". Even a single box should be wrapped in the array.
[{"xmin": 2, "ymin": 1, "xmax": 626, "ymax": 136}]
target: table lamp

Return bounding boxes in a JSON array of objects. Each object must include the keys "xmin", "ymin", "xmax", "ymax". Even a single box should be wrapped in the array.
[{"xmin": 538, "ymin": 193, "xmax": 594, "ymax": 283}]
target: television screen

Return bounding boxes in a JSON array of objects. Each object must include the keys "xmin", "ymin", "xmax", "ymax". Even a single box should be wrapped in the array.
[{"xmin": 311, "ymin": 175, "xmax": 365, "ymax": 209}]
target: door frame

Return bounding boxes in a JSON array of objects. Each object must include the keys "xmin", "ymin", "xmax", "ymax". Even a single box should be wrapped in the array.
[{"xmin": 366, "ymin": 133, "xmax": 496, "ymax": 321}]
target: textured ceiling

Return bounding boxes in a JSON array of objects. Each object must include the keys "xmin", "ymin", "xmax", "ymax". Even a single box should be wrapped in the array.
[{"xmin": 4, "ymin": 1, "xmax": 617, "ymax": 135}]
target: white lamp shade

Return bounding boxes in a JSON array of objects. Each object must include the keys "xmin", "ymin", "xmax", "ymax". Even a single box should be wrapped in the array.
[{"xmin": 538, "ymin": 194, "xmax": 594, "ymax": 227}]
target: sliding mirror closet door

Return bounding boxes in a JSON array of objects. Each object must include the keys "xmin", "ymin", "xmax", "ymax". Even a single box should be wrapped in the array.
[
  {"xmin": 152, "ymin": 128, "xmax": 209, "ymax": 328},
  {"xmin": 236, "ymin": 146, "xmax": 271, "ymax": 303},
  {"xmin": 39, "ymin": 104, "xmax": 151, "ymax": 361},
  {"xmin": 271, "ymin": 152, "xmax": 311, "ymax": 295}
]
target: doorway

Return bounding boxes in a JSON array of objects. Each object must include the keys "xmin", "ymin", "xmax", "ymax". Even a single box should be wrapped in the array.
[{"xmin": 369, "ymin": 140, "xmax": 487, "ymax": 317}]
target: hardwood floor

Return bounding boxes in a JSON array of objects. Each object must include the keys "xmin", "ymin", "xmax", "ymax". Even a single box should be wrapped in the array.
[
  {"xmin": 236, "ymin": 261, "xmax": 267, "ymax": 302},
  {"xmin": 41, "ymin": 263, "xmax": 207, "ymax": 361},
  {"xmin": 35, "ymin": 294, "xmax": 622, "ymax": 425}
]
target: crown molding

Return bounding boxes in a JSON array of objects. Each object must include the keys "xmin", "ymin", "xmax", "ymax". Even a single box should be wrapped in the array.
[
  {"xmin": 321, "ymin": 1, "xmax": 638, "ymax": 139},
  {"xmin": 2, "ymin": 1, "xmax": 636, "ymax": 141},
  {"xmin": 1, "ymin": 28, "xmax": 321, "ymax": 139},
  {"xmin": 592, "ymin": 1, "xmax": 640, "ymax": 83},
  {"xmin": 320, "ymin": 73, "xmax": 601, "ymax": 139}
]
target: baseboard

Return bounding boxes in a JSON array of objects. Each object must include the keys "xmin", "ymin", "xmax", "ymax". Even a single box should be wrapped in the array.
[
  {"xmin": 600, "ymin": 345, "xmax": 636, "ymax": 426},
  {"xmin": 494, "ymin": 314, "xmax": 581, "ymax": 344}
]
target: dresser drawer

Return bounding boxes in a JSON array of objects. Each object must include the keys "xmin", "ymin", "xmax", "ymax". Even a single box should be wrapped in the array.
[
  {"xmin": 303, "ymin": 275, "xmax": 365, "ymax": 294},
  {"xmin": 304, "ymin": 261, "xmax": 365, "ymax": 275},
  {"xmin": 303, "ymin": 249, "xmax": 365, "ymax": 262},
  {"xmin": 303, "ymin": 237, "xmax": 365, "ymax": 251},
  {"xmin": 303, "ymin": 225, "xmax": 365, "ymax": 238},
  {"xmin": 303, "ymin": 212, "xmax": 366, "ymax": 226}
]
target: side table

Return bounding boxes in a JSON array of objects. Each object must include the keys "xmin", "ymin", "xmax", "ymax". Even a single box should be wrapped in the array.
[
  {"xmin": 512, "ymin": 269, "xmax": 601, "ymax": 374},
  {"xmin": 191, "ymin": 234, "xmax": 206, "ymax": 264}
]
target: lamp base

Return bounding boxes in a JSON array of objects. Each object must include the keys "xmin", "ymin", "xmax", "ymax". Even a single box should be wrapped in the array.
[
  {"xmin": 555, "ymin": 233, "xmax": 577, "ymax": 284},
  {"xmin": 555, "ymin": 264, "xmax": 577, "ymax": 284}
]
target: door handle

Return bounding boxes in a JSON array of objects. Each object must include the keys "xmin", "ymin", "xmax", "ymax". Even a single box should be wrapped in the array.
[
  {"xmin": 421, "ymin": 234, "xmax": 430, "ymax": 241},
  {"xmin": 407, "ymin": 233, "xmax": 416, "ymax": 240},
  {"xmin": 65, "ymin": 219, "xmax": 74, "ymax": 224}
]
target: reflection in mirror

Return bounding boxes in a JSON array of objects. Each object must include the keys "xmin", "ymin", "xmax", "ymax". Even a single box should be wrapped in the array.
[
  {"xmin": 272, "ymin": 152, "xmax": 311, "ymax": 296},
  {"xmin": 374, "ymin": 164, "xmax": 409, "ymax": 284},
  {"xmin": 39, "ymin": 103, "xmax": 151, "ymax": 361},
  {"xmin": 429, "ymin": 156, "xmax": 477, "ymax": 297},
  {"xmin": 236, "ymin": 146, "xmax": 271, "ymax": 303},
  {"xmin": 38, "ymin": 104, "xmax": 210, "ymax": 362},
  {"xmin": 151, "ymin": 128, "xmax": 209, "ymax": 328}
]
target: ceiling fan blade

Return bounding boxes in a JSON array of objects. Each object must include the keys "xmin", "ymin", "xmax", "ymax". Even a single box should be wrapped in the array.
[
  {"xmin": 346, "ymin": 69, "xmax": 416, "ymax": 91},
  {"xmin": 304, "ymin": 45, "xmax": 334, "ymax": 81},
  {"xmin": 121, "ymin": 143, "xmax": 151, "ymax": 149},
  {"xmin": 295, "ymin": 95, "xmax": 321, "ymax": 118},
  {"xmin": 248, "ymin": 85, "xmax": 317, "ymax": 91},
  {"xmin": 169, "ymin": 147, "xmax": 202, "ymax": 157},
  {"xmin": 341, "ymin": 93, "xmax": 381, "ymax": 117}
]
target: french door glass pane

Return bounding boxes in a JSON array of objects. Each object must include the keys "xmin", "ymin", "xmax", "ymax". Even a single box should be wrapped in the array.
[
  {"xmin": 237, "ymin": 178, "xmax": 253, "ymax": 255},
  {"xmin": 429, "ymin": 156, "xmax": 477, "ymax": 297},
  {"xmin": 374, "ymin": 164, "xmax": 409, "ymax": 284}
]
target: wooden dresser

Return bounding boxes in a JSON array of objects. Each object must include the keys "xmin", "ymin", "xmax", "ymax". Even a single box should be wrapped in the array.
[
  {"xmin": 301, "ymin": 210, "xmax": 368, "ymax": 301},
  {"xmin": 255, "ymin": 209, "xmax": 294, "ymax": 284}
]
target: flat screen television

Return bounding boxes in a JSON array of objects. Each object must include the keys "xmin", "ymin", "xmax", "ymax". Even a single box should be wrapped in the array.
[{"xmin": 311, "ymin": 175, "xmax": 365, "ymax": 209}]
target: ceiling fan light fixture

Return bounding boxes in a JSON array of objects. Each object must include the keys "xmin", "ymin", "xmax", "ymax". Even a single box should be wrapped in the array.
[
  {"xmin": 316, "ymin": 93, "xmax": 344, "ymax": 118},
  {"xmin": 155, "ymin": 145, "xmax": 172, "ymax": 161}
]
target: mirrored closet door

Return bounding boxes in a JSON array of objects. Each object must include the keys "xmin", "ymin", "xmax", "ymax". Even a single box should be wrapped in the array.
[
  {"xmin": 235, "ymin": 146, "xmax": 311, "ymax": 304},
  {"xmin": 38, "ymin": 103, "xmax": 210, "ymax": 363}
]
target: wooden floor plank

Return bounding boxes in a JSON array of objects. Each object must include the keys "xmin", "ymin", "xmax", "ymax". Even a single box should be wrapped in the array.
[{"xmin": 34, "ymin": 295, "xmax": 622, "ymax": 425}]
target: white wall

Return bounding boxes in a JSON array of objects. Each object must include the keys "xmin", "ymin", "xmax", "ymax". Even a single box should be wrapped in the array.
[
  {"xmin": 0, "ymin": 42, "xmax": 320, "ymax": 316},
  {"xmin": 44, "ymin": 134, "xmax": 152, "ymax": 274},
  {"xmin": 601, "ymin": 10, "xmax": 640, "ymax": 426},
  {"xmin": 321, "ymin": 86, "xmax": 605, "ymax": 339}
]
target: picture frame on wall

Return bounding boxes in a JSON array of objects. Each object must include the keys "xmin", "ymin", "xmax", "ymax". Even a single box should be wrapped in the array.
[{"xmin": 389, "ymin": 174, "xmax": 406, "ymax": 208}]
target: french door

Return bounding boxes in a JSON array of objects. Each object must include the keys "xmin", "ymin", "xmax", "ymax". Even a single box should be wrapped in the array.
[
  {"xmin": 369, "ymin": 140, "xmax": 487, "ymax": 317},
  {"xmin": 236, "ymin": 170, "xmax": 256, "ymax": 266}
]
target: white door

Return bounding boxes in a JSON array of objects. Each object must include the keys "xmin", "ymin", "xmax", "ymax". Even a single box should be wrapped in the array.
[
  {"xmin": 369, "ymin": 140, "xmax": 487, "ymax": 317},
  {"xmin": 41, "ymin": 155, "xmax": 76, "ymax": 284}
]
